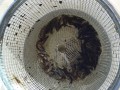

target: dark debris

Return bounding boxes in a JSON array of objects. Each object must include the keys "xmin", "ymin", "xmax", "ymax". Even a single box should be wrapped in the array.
[
  {"xmin": 36, "ymin": 19, "xmax": 40, "ymax": 22},
  {"xmin": 59, "ymin": 1, "xmax": 62, "ymax": 4},
  {"xmin": 13, "ymin": 75, "xmax": 21, "ymax": 84},
  {"xmin": 39, "ymin": 4, "xmax": 42, "ymax": 6},
  {"xmin": 7, "ymin": 23, "xmax": 11, "ymax": 27},
  {"xmin": 36, "ymin": 14, "xmax": 102, "ymax": 84},
  {"xmin": 25, "ymin": 3, "xmax": 28, "ymax": 5},
  {"xmin": 53, "ymin": 6, "xmax": 57, "ymax": 7},
  {"xmin": 15, "ymin": 32, "xmax": 18, "ymax": 36},
  {"xmin": 19, "ymin": 25, "xmax": 21, "ymax": 29}
]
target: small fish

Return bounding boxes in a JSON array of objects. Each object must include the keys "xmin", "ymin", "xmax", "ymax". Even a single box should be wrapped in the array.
[
  {"xmin": 36, "ymin": 14, "xmax": 102, "ymax": 84},
  {"xmin": 36, "ymin": 41, "xmax": 44, "ymax": 51}
]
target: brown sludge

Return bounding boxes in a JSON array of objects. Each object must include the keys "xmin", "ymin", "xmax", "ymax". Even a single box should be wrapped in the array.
[{"xmin": 36, "ymin": 14, "xmax": 101, "ymax": 84}]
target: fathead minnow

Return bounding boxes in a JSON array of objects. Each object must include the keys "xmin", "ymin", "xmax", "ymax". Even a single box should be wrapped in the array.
[{"xmin": 36, "ymin": 14, "xmax": 102, "ymax": 84}]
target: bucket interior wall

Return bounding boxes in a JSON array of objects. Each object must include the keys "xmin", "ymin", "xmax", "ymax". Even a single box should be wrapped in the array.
[{"xmin": 1, "ymin": 0, "xmax": 120, "ymax": 90}]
